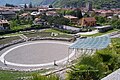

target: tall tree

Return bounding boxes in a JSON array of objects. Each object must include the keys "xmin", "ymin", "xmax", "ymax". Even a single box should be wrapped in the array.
[
  {"xmin": 49, "ymin": 5, "xmax": 53, "ymax": 8},
  {"xmin": 29, "ymin": 2, "xmax": 32, "ymax": 8},
  {"xmin": 74, "ymin": 8, "xmax": 83, "ymax": 19},
  {"xmin": 24, "ymin": 4, "xmax": 27, "ymax": 8}
]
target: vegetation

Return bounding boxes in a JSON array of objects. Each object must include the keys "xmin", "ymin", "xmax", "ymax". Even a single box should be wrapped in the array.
[
  {"xmin": 0, "ymin": 36, "xmax": 21, "ymax": 45},
  {"xmin": 95, "ymin": 16, "xmax": 107, "ymax": 25},
  {"xmin": 29, "ymin": 2, "xmax": 33, "ymax": 8},
  {"xmin": 0, "ymin": 69, "xmax": 49, "ymax": 80},
  {"xmin": 30, "ymin": 74, "xmax": 60, "ymax": 80},
  {"xmin": 43, "ymin": 29, "xmax": 66, "ymax": 34},
  {"xmin": 24, "ymin": 31, "xmax": 72, "ymax": 38},
  {"xmin": 5, "ymin": 3, "xmax": 17, "ymax": 7},
  {"xmin": 53, "ymin": 0, "xmax": 120, "ymax": 9},
  {"xmin": 66, "ymin": 38, "xmax": 120, "ymax": 80},
  {"xmin": 49, "ymin": 5, "xmax": 53, "ymax": 8},
  {"xmin": 57, "ymin": 8, "xmax": 83, "ymax": 19},
  {"xmin": 111, "ymin": 19, "xmax": 120, "ymax": 29},
  {"xmin": 41, "ymin": 15, "xmax": 70, "ymax": 25},
  {"xmin": 81, "ymin": 29, "xmax": 119, "ymax": 37}
]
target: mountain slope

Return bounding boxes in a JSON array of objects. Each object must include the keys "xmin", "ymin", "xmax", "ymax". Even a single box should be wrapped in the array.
[
  {"xmin": 0, "ymin": 0, "xmax": 49, "ymax": 5},
  {"xmin": 53, "ymin": 0, "xmax": 120, "ymax": 8},
  {"xmin": 40, "ymin": 0, "xmax": 55, "ymax": 5}
]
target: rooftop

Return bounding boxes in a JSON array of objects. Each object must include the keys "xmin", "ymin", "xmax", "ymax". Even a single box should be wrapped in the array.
[
  {"xmin": 83, "ymin": 17, "xmax": 96, "ymax": 22},
  {"xmin": 64, "ymin": 15, "xmax": 78, "ymax": 19}
]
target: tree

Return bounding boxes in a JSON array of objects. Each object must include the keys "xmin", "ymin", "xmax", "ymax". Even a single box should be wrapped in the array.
[
  {"xmin": 24, "ymin": 4, "xmax": 27, "ymax": 8},
  {"xmin": 5, "ymin": 3, "xmax": 16, "ymax": 7},
  {"xmin": 74, "ymin": 8, "xmax": 83, "ymax": 19},
  {"xmin": 67, "ymin": 39, "xmax": 120, "ymax": 80},
  {"xmin": 95, "ymin": 16, "xmax": 106, "ymax": 24},
  {"xmin": 111, "ymin": 19, "xmax": 120, "ymax": 29},
  {"xmin": 66, "ymin": 55, "xmax": 102, "ymax": 80},
  {"xmin": 49, "ymin": 5, "xmax": 53, "ymax": 8},
  {"xmin": 29, "ymin": 2, "xmax": 33, "ymax": 8}
]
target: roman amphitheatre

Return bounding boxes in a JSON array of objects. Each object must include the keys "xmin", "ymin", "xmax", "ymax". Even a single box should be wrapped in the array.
[{"xmin": 0, "ymin": 33, "xmax": 110, "ymax": 71}]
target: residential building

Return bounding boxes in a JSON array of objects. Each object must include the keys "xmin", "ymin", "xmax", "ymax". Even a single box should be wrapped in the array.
[
  {"xmin": 0, "ymin": 11, "xmax": 16, "ymax": 20},
  {"xmin": 64, "ymin": 15, "xmax": 78, "ymax": 24},
  {"xmin": 80, "ymin": 17, "xmax": 96, "ymax": 27},
  {"xmin": 24, "ymin": 8, "xmax": 38, "ymax": 12},
  {"xmin": 46, "ymin": 11, "xmax": 58, "ymax": 16},
  {"xmin": 19, "ymin": 13, "xmax": 31, "ymax": 19},
  {"xmin": 0, "ymin": 20, "xmax": 10, "ymax": 30},
  {"xmin": 95, "ymin": 10, "xmax": 114, "ymax": 17},
  {"xmin": 31, "ymin": 12, "xmax": 41, "ymax": 16}
]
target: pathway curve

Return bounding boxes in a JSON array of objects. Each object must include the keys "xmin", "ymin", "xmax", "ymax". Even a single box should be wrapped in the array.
[{"xmin": 76, "ymin": 30, "xmax": 98, "ymax": 35}]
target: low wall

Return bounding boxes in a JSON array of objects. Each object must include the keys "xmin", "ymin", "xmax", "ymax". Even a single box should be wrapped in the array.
[{"xmin": 0, "ymin": 37, "xmax": 74, "ymax": 51}]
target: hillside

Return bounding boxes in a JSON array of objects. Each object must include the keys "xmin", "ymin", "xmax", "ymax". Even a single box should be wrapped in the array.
[
  {"xmin": 40, "ymin": 0, "xmax": 55, "ymax": 5},
  {"xmin": 53, "ymin": 0, "xmax": 120, "ymax": 9},
  {"xmin": 0, "ymin": 0, "xmax": 120, "ymax": 9},
  {"xmin": 0, "ymin": 0, "xmax": 55, "ymax": 5}
]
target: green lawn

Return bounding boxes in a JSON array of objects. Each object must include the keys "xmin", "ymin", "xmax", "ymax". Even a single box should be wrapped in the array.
[
  {"xmin": 0, "ymin": 36, "xmax": 21, "ymax": 45},
  {"xmin": 0, "ymin": 33, "xmax": 22, "ymax": 37},
  {"xmin": 81, "ymin": 29, "xmax": 119, "ymax": 37},
  {"xmin": 0, "ymin": 69, "xmax": 50, "ymax": 80},
  {"xmin": 24, "ymin": 31, "xmax": 73, "ymax": 38},
  {"xmin": 112, "ymin": 38, "xmax": 120, "ymax": 43},
  {"xmin": 43, "ymin": 29, "xmax": 66, "ymax": 34},
  {"xmin": 11, "ymin": 24, "xmax": 31, "ymax": 31}
]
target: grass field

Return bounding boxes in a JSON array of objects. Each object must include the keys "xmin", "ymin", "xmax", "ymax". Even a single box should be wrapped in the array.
[
  {"xmin": 0, "ymin": 36, "xmax": 21, "ymax": 45},
  {"xmin": 0, "ymin": 69, "xmax": 50, "ymax": 80},
  {"xmin": 24, "ymin": 31, "xmax": 72, "ymax": 38},
  {"xmin": 81, "ymin": 29, "xmax": 119, "ymax": 37},
  {"xmin": 43, "ymin": 29, "xmax": 66, "ymax": 34}
]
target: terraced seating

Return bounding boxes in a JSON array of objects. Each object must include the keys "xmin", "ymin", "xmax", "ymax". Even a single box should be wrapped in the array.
[{"xmin": 69, "ymin": 35, "xmax": 110, "ymax": 50}]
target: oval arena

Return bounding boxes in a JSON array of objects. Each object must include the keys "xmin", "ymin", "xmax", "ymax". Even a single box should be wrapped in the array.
[{"xmin": 0, "ymin": 40, "xmax": 74, "ymax": 70}]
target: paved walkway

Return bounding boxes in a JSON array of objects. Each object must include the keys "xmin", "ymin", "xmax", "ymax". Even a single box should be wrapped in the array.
[
  {"xmin": 19, "ymin": 34, "xmax": 28, "ymax": 40},
  {"xmin": 76, "ymin": 30, "xmax": 98, "ymax": 35}
]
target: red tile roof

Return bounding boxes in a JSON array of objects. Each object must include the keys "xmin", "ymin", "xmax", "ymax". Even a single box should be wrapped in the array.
[{"xmin": 83, "ymin": 17, "xmax": 96, "ymax": 22}]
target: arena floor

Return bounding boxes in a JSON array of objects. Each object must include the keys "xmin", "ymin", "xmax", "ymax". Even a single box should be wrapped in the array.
[{"xmin": 0, "ymin": 40, "xmax": 75, "ymax": 70}]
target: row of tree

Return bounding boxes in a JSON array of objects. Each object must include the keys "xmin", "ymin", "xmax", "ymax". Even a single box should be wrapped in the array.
[{"xmin": 40, "ymin": 15, "xmax": 70, "ymax": 25}]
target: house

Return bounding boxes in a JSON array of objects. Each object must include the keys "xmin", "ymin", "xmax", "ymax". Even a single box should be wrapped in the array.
[
  {"xmin": 33, "ymin": 18, "xmax": 41, "ymax": 25},
  {"xmin": 31, "ymin": 12, "xmax": 41, "ymax": 16},
  {"xmin": 19, "ymin": 13, "xmax": 31, "ymax": 19},
  {"xmin": 33, "ymin": 18, "xmax": 46, "ymax": 25},
  {"xmin": 0, "ymin": 20, "xmax": 10, "ymax": 30},
  {"xmin": 38, "ymin": 7, "xmax": 48, "ymax": 13},
  {"xmin": 46, "ymin": 11, "xmax": 58, "ymax": 16},
  {"xmin": 95, "ymin": 10, "xmax": 114, "ymax": 17},
  {"xmin": 0, "ymin": 6, "xmax": 21, "ymax": 12},
  {"xmin": 0, "ymin": 11, "xmax": 16, "ymax": 20},
  {"xmin": 100, "ymin": 10, "xmax": 113, "ymax": 17},
  {"xmin": 24, "ymin": 8, "xmax": 38, "ymax": 12},
  {"xmin": 80, "ymin": 17, "xmax": 96, "ymax": 27},
  {"xmin": 64, "ymin": 15, "xmax": 78, "ymax": 24}
]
